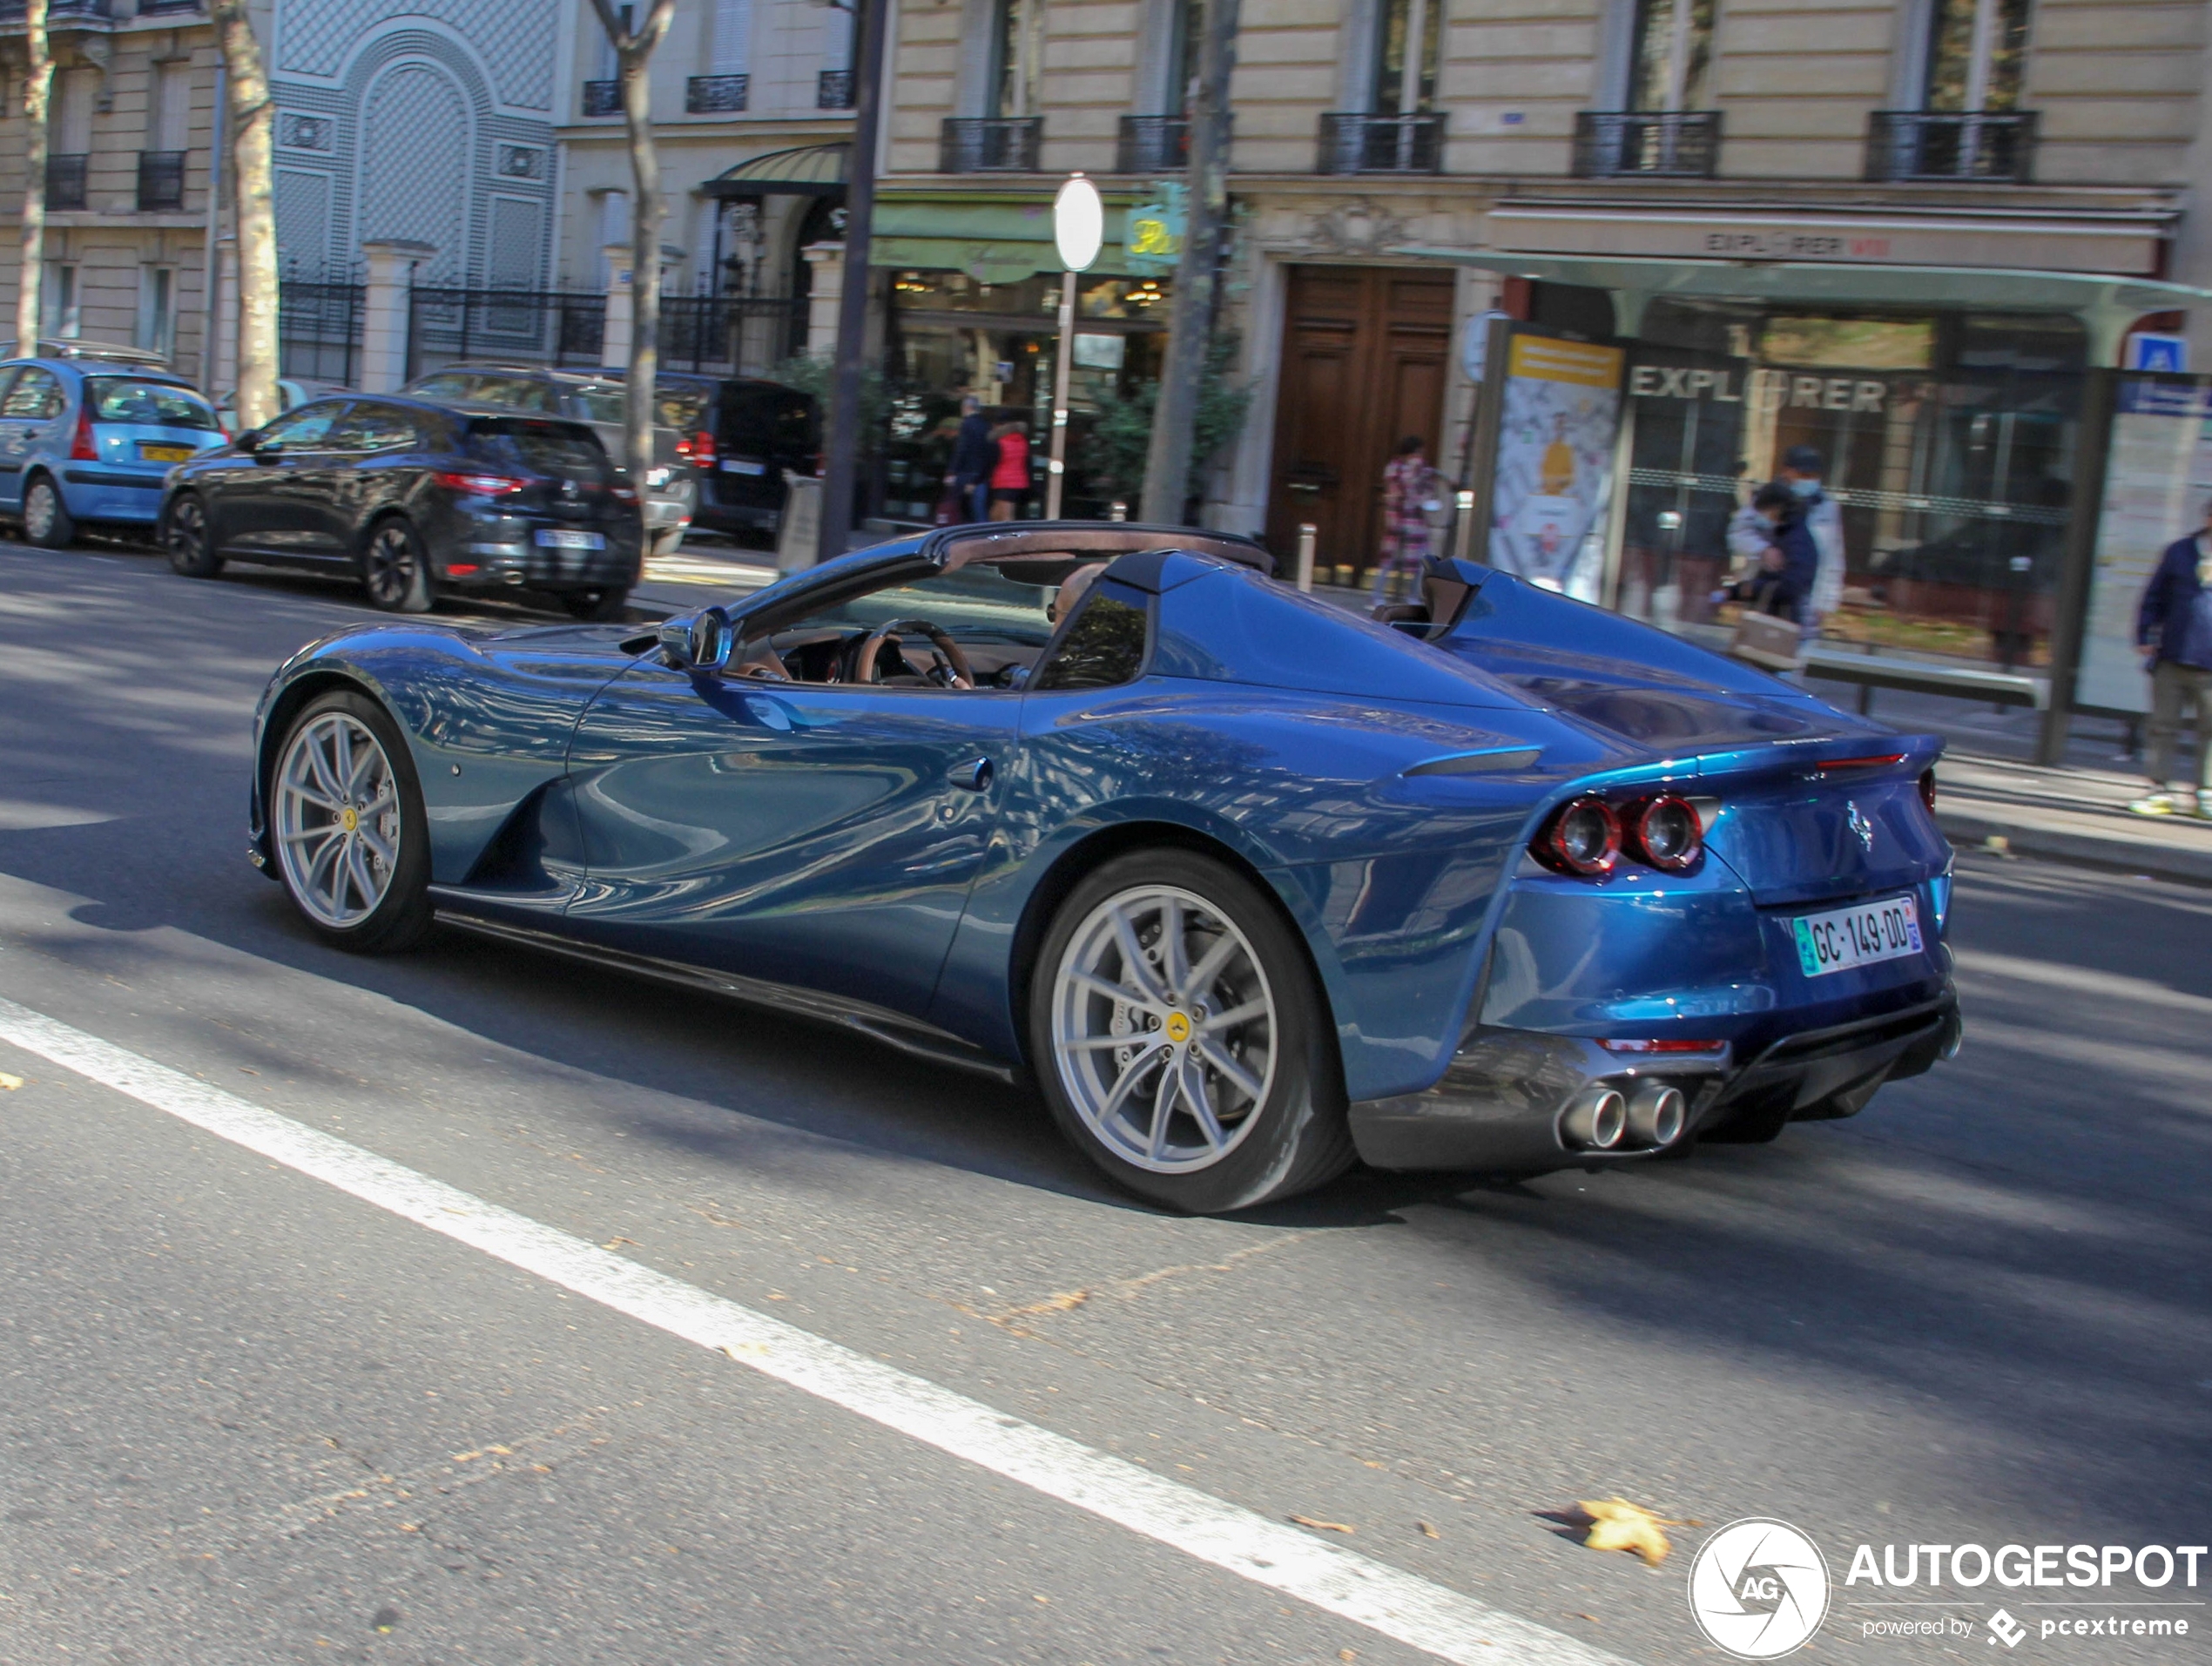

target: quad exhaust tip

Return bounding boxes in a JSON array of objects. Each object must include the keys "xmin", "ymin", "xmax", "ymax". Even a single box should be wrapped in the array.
[{"xmin": 1561, "ymin": 1082, "xmax": 1689, "ymax": 1151}]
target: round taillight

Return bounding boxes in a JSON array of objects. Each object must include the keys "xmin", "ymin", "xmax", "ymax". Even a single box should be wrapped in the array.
[
  {"xmin": 1538, "ymin": 796, "xmax": 1621, "ymax": 876},
  {"xmin": 1629, "ymin": 794, "xmax": 1703, "ymax": 872},
  {"xmin": 1919, "ymin": 769, "xmax": 1937, "ymax": 813}
]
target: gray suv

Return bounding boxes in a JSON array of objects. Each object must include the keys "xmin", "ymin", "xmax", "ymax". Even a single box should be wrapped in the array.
[{"xmin": 401, "ymin": 363, "xmax": 696, "ymax": 555}]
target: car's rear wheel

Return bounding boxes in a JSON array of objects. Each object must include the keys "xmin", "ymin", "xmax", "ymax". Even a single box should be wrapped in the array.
[
  {"xmin": 269, "ymin": 691, "xmax": 432, "ymax": 953},
  {"xmin": 163, "ymin": 492, "xmax": 223, "ymax": 577},
  {"xmin": 558, "ymin": 585, "xmax": 631, "ymax": 622},
  {"xmin": 1030, "ymin": 850, "xmax": 1354, "ymax": 1213},
  {"xmin": 23, "ymin": 475, "xmax": 76, "ymax": 550},
  {"xmin": 361, "ymin": 516, "xmax": 433, "ymax": 613}
]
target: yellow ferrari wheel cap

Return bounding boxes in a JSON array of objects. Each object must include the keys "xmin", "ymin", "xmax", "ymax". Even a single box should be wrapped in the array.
[
  {"xmin": 1163, "ymin": 1010, "xmax": 1191, "ymax": 1044},
  {"xmin": 340, "ymin": 806, "xmax": 359, "ymax": 833}
]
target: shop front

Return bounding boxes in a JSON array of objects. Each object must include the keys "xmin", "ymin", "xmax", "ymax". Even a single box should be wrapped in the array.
[{"xmin": 868, "ymin": 192, "xmax": 1176, "ymax": 525}]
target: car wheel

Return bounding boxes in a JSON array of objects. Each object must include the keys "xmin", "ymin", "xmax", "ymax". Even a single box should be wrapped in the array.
[
  {"xmin": 1030, "ymin": 849, "xmax": 1354, "ymax": 1213},
  {"xmin": 163, "ymin": 492, "xmax": 223, "ymax": 577},
  {"xmin": 649, "ymin": 527, "xmax": 685, "ymax": 559},
  {"xmin": 361, "ymin": 516, "xmax": 433, "ymax": 613},
  {"xmin": 558, "ymin": 586, "xmax": 631, "ymax": 622},
  {"xmin": 268, "ymin": 691, "xmax": 432, "ymax": 954},
  {"xmin": 23, "ymin": 475, "xmax": 76, "ymax": 550}
]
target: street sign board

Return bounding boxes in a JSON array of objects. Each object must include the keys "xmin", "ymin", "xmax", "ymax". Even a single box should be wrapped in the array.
[
  {"xmin": 2124, "ymin": 334, "xmax": 2188, "ymax": 374},
  {"xmin": 1124, "ymin": 182, "xmax": 1187, "ymax": 276}
]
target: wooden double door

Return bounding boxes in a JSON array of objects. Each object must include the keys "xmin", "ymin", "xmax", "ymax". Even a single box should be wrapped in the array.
[{"xmin": 1264, "ymin": 266, "xmax": 1453, "ymax": 580}]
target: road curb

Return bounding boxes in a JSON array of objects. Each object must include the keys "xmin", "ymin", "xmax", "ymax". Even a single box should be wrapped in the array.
[{"xmin": 1937, "ymin": 807, "xmax": 2212, "ymax": 888}]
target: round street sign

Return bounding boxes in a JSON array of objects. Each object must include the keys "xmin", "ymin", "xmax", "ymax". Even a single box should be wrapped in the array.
[{"xmin": 1054, "ymin": 173, "xmax": 1105, "ymax": 273}]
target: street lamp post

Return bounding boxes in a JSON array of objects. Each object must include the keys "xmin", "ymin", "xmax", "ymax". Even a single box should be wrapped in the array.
[{"xmin": 1046, "ymin": 172, "xmax": 1103, "ymax": 522}]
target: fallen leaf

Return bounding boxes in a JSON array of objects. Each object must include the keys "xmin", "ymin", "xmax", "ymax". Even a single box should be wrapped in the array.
[
  {"xmin": 1575, "ymin": 1497, "xmax": 1683, "ymax": 1566},
  {"xmin": 1418, "ymin": 1521, "xmax": 1440, "ymax": 1540},
  {"xmin": 1291, "ymin": 1514, "xmax": 1357, "ymax": 1534},
  {"xmin": 602, "ymin": 1237, "xmax": 637, "ymax": 1251},
  {"xmin": 1578, "ymin": 1613, "xmax": 1600, "ymax": 1623},
  {"xmin": 1340, "ymin": 1652, "xmax": 1359, "ymax": 1662},
  {"xmin": 0, "ymin": 1072, "xmax": 23, "ymax": 1090}
]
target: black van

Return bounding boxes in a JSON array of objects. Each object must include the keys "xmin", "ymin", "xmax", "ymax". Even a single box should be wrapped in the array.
[{"xmin": 616, "ymin": 371, "xmax": 819, "ymax": 539}]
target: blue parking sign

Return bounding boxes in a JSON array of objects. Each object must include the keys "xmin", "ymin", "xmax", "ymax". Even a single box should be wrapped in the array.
[{"xmin": 2125, "ymin": 334, "xmax": 2188, "ymax": 374}]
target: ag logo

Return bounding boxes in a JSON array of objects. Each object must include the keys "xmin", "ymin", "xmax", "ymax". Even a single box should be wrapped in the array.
[{"xmin": 1687, "ymin": 1518, "xmax": 1831, "ymax": 1658}]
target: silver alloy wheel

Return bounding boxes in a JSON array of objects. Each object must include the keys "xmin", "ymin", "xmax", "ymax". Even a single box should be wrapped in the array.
[
  {"xmin": 363, "ymin": 522, "xmax": 419, "ymax": 607},
  {"xmin": 24, "ymin": 480, "xmax": 57, "ymax": 541},
  {"xmin": 273, "ymin": 712, "xmax": 402, "ymax": 930},
  {"xmin": 168, "ymin": 496, "xmax": 205, "ymax": 560},
  {"xmin": 1050, "ymin": 884, "xmax": 1278, "ymax": 1173}
]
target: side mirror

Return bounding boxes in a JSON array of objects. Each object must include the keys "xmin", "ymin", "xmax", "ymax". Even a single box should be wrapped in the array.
[
  {"xmin": 234, "ymin": 428, "xmax": 264, "ymax": 451},
  {"xmin": 659, "ymin": 606, "xmax": 733, "ymax": 673}
]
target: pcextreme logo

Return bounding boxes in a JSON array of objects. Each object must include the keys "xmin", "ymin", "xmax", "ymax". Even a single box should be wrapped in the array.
[{"xmin": 1688, "ymin": 1519, "xmax": 1833, "ymax": 1659}]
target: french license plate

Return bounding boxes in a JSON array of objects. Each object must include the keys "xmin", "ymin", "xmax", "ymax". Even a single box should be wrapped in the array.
[
  {"xmin": 719, "ymin": 457, "xmax": 766, "ymax": 476},
  {"xmin": 534, "ymin": 528, "xmax": 604, "ymax": 550},
  {"xmin": 1792, "ymin": 895, "xmax": 1924, "ymax": 978},
  {"xmin": 138, "ymin": 442, "xmax": 193, "ymax": 462}
]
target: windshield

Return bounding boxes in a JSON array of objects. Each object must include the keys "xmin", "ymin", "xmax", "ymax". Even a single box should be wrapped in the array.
[
  {"xmin": 85, "ymin": 378, "xmax": 218, "ymax": 430},
  {"xmin": 782, "ymin": 563, "xmax": 1061, "ymax": 648},
  {"xmin": 466, "ymin": 418, "xmax": 614, "ymax": 481}
]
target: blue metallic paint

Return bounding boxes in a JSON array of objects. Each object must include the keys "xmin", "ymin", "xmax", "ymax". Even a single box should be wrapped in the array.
[{"xmin": 248, "ymin": 527, "xmax": 1957, "ymax": 1175}]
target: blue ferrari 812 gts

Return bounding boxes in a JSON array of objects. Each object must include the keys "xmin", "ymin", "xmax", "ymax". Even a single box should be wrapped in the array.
[{"xmin": 248, "ymin": 523, "xmax": 1959, "ymax": 1213}]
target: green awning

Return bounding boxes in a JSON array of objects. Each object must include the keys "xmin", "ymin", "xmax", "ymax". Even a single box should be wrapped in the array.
[
  {"xmin": 872, "ymin": 191, "xmax": 1156, "ymax": 283},
  {"xmin": 702, "ymin": 144, "xmax": 850, "ymax": 199}
]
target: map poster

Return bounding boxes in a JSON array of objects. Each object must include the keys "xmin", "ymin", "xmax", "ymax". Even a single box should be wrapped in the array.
[
  {"xmin": 1483, "ymin": 332, "xmax": 1626, "ymax": 601},
  {"xmin": 2077, "ymin": 377, "xmax": 2212, "ymax": 714}
]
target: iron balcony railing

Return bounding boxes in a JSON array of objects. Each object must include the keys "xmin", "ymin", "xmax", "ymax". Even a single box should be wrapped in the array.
[
  {"xmin": 137, "ymin": 150, "xmax": 186, "ymax": 212},
  {"xmin": 45, "ymin": 153, "xmax": 87, "ymax": 211},
  {"xmin": 685, "ymin": 74, "xmax": 747, "ymax": 114},
  {"xmin": 1572, "ymin": 110, "xmax": 1722, "ymax": 179},
  {"xmin": 1116, "ymin": 114, "xmax": 1196, "ymax": 174},
  {"xmin": 817, "ymin": 69, "xmax": 854, "ymax": 109},
  {"xmin": 136, "ymin": 0, "xmax": 201, "ymax": 13},
  {"xmin": 1865, "ymin": 110, "xmax": 2038, "ymax": 182},
  {"xmin": 581, "ymin": 79, "xmax": 620, "ymax": 118},
  {"xmin": 939, "ymin": 116, "xmax": 1043, "ymax": 173},
  {"xmin": 0, "ymin": 0, "xmax": 112, "ymax": 18},
  {"xmin": 1316, "ymin": 112, "xmax": 1444, "ymax": 175}
]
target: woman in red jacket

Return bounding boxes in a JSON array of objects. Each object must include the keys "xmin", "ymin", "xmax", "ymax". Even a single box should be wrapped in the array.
[{"xmin": 988, "ymin": 418, "xmax": 1031, "ymax": 521}]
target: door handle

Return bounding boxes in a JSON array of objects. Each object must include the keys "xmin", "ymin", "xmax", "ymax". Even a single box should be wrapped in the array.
[{"xmin": 948, "ymin": 757, "xmax": 993, "ymax": 793}]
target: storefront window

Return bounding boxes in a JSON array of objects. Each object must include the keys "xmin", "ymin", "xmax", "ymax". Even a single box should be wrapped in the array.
[{"xmin": 1622, "ymin": 300, "xmax": 2084, "ymax": 670}]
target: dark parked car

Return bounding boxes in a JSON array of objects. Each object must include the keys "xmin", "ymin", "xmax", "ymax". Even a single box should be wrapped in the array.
[
  {"xmin": 158, "ymin": 395, "xmax": 644, "ymax": 618},
  {"xmin": 610, "ymin": 369, "xmax": 818, "ymax": 538}
]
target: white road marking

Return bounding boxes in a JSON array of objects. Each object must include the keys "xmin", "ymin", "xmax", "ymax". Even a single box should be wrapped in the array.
[{"xmin": 0, "ymin": 993, "xmax": 1628, "ymax": 1666}]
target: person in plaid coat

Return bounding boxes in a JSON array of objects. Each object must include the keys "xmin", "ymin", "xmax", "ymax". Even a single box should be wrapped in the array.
[{"xmin": 1372, "ymin": 435, "xmax": 1432, "ymax": 601}]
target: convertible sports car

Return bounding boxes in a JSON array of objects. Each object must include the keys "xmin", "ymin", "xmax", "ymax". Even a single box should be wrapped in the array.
[{"xmin": 247, "ymin": 523, "xmax": 1959, "ymax": 1213}]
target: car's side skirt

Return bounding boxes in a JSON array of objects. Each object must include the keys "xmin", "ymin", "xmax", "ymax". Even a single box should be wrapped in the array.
[{"xmin": 433, "ymin": 905, "xmax": 1021, "ymax": 1085}]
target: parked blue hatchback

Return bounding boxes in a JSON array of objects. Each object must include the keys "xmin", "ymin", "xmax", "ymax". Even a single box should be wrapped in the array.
[{"xmin": 0, "ymin": 347, "xmax": 226, "ymax": 547}]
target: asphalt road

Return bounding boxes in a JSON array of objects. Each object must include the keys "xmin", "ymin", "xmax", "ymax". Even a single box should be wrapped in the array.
[{"xmin": 2, "ymin": 542, "xmax": 2208, "ymax": 1666}]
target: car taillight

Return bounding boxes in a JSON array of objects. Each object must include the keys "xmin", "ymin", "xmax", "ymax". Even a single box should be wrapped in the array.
[
  {"xmin": 433, "ymin": 470, "xmax": 525, "ymax": 496},
  {"xmin": 1598, "ymin": 1037, "xmax": 1728, "ymax": 1055},
  {"xmin": 678, "ymin": 428, "xmax": 715, "ymax": 467},
  {"xmin": 70, "ymin": 408, "xmax": 98, "ymax": 461},
  {"xmin": 610, "ymin": 484, "xmax": 638, "ymax": 502},
  {"xmin": 1625, "ymin": 794, "xmax": 1703, "ymax": 873},
  {"xmin": 1919, "ymin": 769, "xmax": 1937, "ymax": 813},
  {"xmin": 1534, "ymin": 796, "xmax": 1620, "ymax": 877}
]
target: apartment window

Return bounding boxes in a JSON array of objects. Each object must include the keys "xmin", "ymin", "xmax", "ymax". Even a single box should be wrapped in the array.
[
  {"xmin": 1163, "ymin": 0, "xmax": 1200, "ymax": 113},
  {"xmin": 710, "ymin": 0, "xmax": 751, "ymax": 74},
  {"xmin": 1922, "ymin": 0, "xmax": 2029, "ymax": 112},
  {"xmin": 988, "ymin": 0, "xmax": 1031, "ymax": 117},
  {"xmin": 1628, "ymin": 0, "xmax": 1715, "ymax": 112},
  {"xmin": 1372, "ymin": 0, "xmax": 1440, "ymax": 114},
  {"xmin": 137, "ymin": 266, "xmax": 176, "ymax": 360},
  {"xmin": 151, "ymin": 62, "xmax": 191, "ymax": 152},
  {"xmin": 55, "ymin": 67, "xmax": 95, "ymax": 154},
  {"xmin": 42, "ymin": 263, "xmax": 81, "ymax": 340}
]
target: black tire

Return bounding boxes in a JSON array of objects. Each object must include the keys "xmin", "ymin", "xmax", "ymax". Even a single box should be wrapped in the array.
[
  {"xmin": 1028, "ymin": 848, "xmax": 1355, "ymax": 1213},
  {"xmin": 163, "ymin": 492, "xmax": 224, "ymax": 577},
  {"xmin": 361, "ymin": 516, "xmax": 434, "ymax": 613},
  {"xmin": 23, "ymin": 474, "xmax": 76, "ymax": 550},
  {"xmin": 267, "ymin": 690, "xmax": 434, "ymax": 954},
  {"xmin": 559, "ymin": 585, "xmax": 631, "ymax": 622}
]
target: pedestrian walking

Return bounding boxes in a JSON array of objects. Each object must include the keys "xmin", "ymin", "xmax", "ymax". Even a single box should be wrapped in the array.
[
  {"xmin": 944, "ymin": 395, "xmax": 994, "ymax": 523},
  {"xmin": 2128, "ymin": 500, "xmax": 2212, "ymax": 818},
  {"xmin": 988, "ymin": 417, "xmax": 1031, "ymax": 522},
  {"xmin": 1777, "ymin": 444, "xmax": 1844, "ymax": 643},
  {"xmin": 1372, "ymin": 435, "xmax": 1432, "ymax": 603},
  {"xmin": 1711, "ymin": 483, "xmax": 1817, "ymax": 623}
]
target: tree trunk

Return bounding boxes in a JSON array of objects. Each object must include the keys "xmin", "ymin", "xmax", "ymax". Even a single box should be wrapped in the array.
[
  {"xmin": 16, "ymin": 0, "xmax": 51, "ymax": 353},
  {"xmin": 211, "ymin": 0, "xmax": 279, "ymax": 429},
  {"xmin": 1138, "ymin": 0, "xmax": 1239, "ymax": 526},
  {"xmin": 813, "ymin": 0, "xmax": 886, "ymax": 564},
  {"xmin": 588, "ymin": 0, "xmax": 678, "ymax": 492}
]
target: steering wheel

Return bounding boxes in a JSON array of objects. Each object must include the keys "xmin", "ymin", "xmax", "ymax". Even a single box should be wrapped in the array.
[
  {"xmin": 731, "ymin": 638, "xmax": 792, "ymax": 681},
  {"xmin": 846, "ymin": 618, "xmax": 974, "ymax": 689}
]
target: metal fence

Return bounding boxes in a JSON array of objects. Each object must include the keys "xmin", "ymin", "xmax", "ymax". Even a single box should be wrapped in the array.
[
  {"xmin": 659, "ymin": 295, "xmax": 809, "ymax": 377},
  {"xmin": 278, "ymin": 280, "xmax": 364, "ymax": 385},
  {"xmin": 405, "ymin": 287, "xmax": 607, "ymax": 381}
]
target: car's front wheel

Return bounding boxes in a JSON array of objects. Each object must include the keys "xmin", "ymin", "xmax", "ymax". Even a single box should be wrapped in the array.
[
  {"xmin": 558, "ymin": 585, "xmax": 631, "ymax": 622},
  {"xmin": 23, "ymin": 475, "xmax": 76, "ymax": 550},
  {"xmin": 1030, "ymin": 849, "xmax": 1354, "ymax": 1213},
  {"xmin": 361, "ymin": 516, "xmax": 433, "ymax": 613},
  {"xmin": 268, "ymin": 691, "xmax": 433, "ymax": 953},
  {"xmin": 163, "ymin": 492, "xmax": 223, "ymax": 577}
]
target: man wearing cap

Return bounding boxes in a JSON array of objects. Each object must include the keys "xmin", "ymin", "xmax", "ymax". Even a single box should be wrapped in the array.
[
  {"xmin": 2130, "ymin": 501, "xmax": 2212, "ymax": 818},
  {"xmin": 1778, "ymin": 445, "xmax": 1844, "ymax": 643}
]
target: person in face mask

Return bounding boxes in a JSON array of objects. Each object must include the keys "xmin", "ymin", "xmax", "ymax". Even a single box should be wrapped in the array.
[{"xmin": 1778, "ymin": 444, "xmax": 1844, "ymax": 642}]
